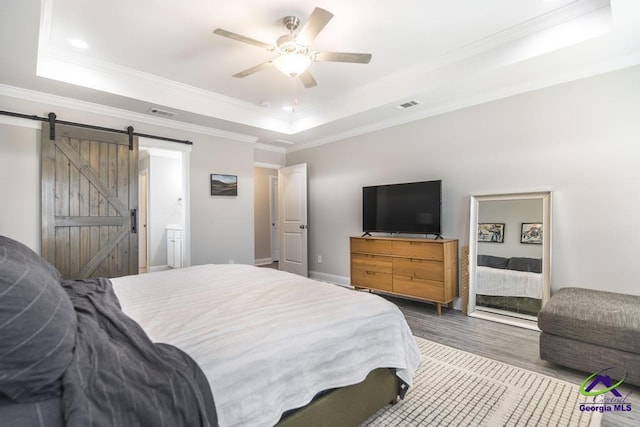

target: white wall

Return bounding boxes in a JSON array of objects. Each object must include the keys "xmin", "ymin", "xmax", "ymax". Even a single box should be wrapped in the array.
[
  {"xmin": 148, "ymin": 154, "xmax": 183, "ymax": 267},
  {"xmin": 0, "ymin": 93, "xmax": 256, "ymax": 269},
  {"xmin": 287, "ymin": 65, "xmax": 640, "ymax": 296}
]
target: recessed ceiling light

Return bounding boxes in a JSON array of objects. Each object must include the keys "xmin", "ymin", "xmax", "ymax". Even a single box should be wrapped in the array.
[
  {"xmin": 68, "ymin": 38, "xmax": 89, "ymax": 49},
  {"xmin": 282, "ymin": 105, "xmax": 293, "ymax": 112}
]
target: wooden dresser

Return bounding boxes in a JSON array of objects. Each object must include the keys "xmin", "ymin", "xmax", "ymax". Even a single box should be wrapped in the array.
[{"xmin": 350, "ymin": 236, "xmax": 458, "ymax": 315}]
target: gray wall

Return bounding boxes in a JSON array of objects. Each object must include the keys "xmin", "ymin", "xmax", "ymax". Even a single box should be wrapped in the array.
[
  {"xmin": 0, "ymin": 94, "xmax": 256, "ymax": 268},
  {"xmin": 190, "ymin": 137, "xmax": 254, "ymax": 266},
  {"xmin": 148, "ymin": 154, "xmax": 183, "ymax": 267},
  {"xmin": 0, "ymin": 121, "xmax": 40, "ymax": 249},
  {"xmin": 287, "ymin": 66, "xmax": 640, "ymax": 296},
  {"xmin": 2, "ymin": 66, "xmax": 639, "ymax": 296}
]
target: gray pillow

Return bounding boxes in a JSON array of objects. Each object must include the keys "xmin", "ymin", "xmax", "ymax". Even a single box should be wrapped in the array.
[
  {"xmin": 0, "ymin": 236, "xmax": 77, "ymax": 402},
  {"xmin": 506, "ymin": 257, "xmax": 542, "ymax": 273},
  {"xmin": 477, "ymin": 255, "xmax": 509, "ymax": 269}
]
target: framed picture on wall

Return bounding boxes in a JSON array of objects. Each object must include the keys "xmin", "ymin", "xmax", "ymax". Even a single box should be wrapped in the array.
[
  {"xmin": 210, "ymin": 174, "xmax": 237, "ymax": 196},
  {"xmin": 521, "ymin": 223, "xmax": 543, "ymax": 244},
  {"xmin": 478, "ymin": 223, "xmax": 505, "ymax": 243}
]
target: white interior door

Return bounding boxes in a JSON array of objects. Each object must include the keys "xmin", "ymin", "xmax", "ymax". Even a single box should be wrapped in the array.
[{"xmin": 278, "ymin": 164, "xmax": 308, "ymax": 276}]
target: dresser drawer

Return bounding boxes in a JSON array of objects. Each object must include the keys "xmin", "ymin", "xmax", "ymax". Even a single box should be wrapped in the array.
[
  {"xmin": 393, "ymin": 275, "xmax": 445, "ymax": 301},
  {"xmin": 392, "ymin": 241, "xmax": 444, "ymax": 260},
  {"xmin": 351, "ymin": 237, "xmax": 393, "ymax": 255},
  {"xmin": 351, "ymin": 254, "xmax": 392, "ymax": 273},
  {"xmin": 351, "ymin": 268, "xmax": 393, "ymax": 292},
  {"xmin": 393, "ymin": 258, "xmax": 444, "ymax": 281}
]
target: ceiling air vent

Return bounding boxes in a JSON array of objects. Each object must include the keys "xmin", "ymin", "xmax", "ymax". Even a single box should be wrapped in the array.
[
  {"xmin": 395, "ymin": 100, "xmax": 421, "ymax": 110},
  {"xmin": 147, "ymin": 107, "xmax": 177, "ymax": 118}
]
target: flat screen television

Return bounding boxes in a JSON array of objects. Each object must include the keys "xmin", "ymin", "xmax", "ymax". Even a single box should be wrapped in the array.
[{"xmin": 362, "ymin": 180, "xmax": 442, "ymax": 236}]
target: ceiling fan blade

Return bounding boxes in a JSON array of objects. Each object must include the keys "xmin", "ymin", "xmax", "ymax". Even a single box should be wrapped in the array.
[
  {"xmin": 213, "ymin": 28, "xmax": 274, "ymax": 51},
  {"xmin": 298, "ymin": 70, "xmax": 318, "ymax": 89},
  {"xmin": 313, "ymin": 51, "xmax": 372, "ymax": 64},
  {"xmin": 296, "ymin": 8, "xmax": 333, "ymax": 44},
  {"xmin": 232, "ymin": 61, "xmax": 272, "ymax": 78}
]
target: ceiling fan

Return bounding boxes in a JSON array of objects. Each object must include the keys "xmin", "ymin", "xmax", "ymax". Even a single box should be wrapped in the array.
[{"xmin": 213, "ymin": 7, "xmax": 372, "ymax": 88}]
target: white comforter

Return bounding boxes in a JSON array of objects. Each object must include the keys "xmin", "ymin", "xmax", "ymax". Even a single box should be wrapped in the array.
[
  {"xmin": 111, "ymin": 264, "xmax": 421, "ymax": 427},
  {"xmin": 476, "ymin": 265, "xmax": 543, "ymax": 299}
]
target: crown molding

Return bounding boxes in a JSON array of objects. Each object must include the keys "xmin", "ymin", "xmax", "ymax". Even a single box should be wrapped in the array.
[
  {"xmin": 254, "ymin": 162, "xmax": 283, "ymax": 169},
  {"xmin": 254, "ymin": 142, "xmax": 286, "ymax": 153},
  {"xmin": 36, "ymin": 48, "xmax": 294, "ymax": 135},
  {"xmin": 0, "ymin": 84, "xmax": 258, "ymax": 143},
  {"xmin": 289, "ymin": 49, "xmax": 640, "ymax": 153}
]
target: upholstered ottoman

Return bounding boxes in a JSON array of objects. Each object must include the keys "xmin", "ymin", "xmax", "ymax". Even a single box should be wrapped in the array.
[{"xmin": 538, "ymin": 287, "xmax": 640, "ymax": 386}]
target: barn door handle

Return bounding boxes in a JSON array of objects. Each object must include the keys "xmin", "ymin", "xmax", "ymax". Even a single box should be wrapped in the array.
[{"xmin": 131, "ymin": 209, "xmax": 137, "ymax": 233}]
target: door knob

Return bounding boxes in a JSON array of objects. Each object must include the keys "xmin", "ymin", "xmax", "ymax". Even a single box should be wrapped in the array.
[{"xmin": 299, "ymin": 224, "xmax": 308, "ymax": 229}]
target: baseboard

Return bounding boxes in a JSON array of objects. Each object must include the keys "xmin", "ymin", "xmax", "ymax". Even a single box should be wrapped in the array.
[
  {"xmin": 255, "ymin": 258, "xmax": 274, "ymax": 266},
  {"xmin": 309, "ymin": 271, "xmax": 351, "ymax": 288},
  {"xmin": 149, "ymin": 265, "xmax": 170, "ymax": 272}
]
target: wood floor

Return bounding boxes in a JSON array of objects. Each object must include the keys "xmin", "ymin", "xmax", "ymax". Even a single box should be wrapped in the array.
[{"xmin": 385, "ymin": 295, "xmax": 640, "ymax": 427}]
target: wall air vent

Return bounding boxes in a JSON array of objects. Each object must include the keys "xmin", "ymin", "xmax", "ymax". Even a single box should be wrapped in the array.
[
  {"xmin": 147, "ymin": 107, "xmax": 177, "ymax": 118},
  {"xmin": 395, "ymin": 100, "xmax": 422, "ymax": 110}
]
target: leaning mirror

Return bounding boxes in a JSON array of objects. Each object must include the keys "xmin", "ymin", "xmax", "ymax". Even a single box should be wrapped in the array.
[{"xmin": 468, "ymin": 192, "xmax": 551, "ymax": 330}]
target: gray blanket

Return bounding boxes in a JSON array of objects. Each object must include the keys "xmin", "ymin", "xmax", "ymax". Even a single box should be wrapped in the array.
[{"xmin": 60, "ymin": 277, "xmax": 218, "ymax": 427}]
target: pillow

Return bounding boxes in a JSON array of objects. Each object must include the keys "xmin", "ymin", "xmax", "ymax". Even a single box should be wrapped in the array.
[
  {"xmin": 0, "ymin": 236, "xmax": 77, "ymax": 402},
  {"xmin": 477, "ymin": 255, "xmax": 509, "ymax": 269},
  {"xmin": 506, "ymin": 257, "xmax": 542, "ymax": 273}
]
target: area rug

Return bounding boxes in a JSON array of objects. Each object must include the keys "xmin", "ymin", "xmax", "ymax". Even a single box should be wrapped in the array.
[{"xmin": 362, "ymin": 337, "xmax": 602, "ymax": 427}]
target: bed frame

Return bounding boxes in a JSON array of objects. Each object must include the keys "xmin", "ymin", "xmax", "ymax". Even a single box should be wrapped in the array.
[{"xmin": 277, "ymin": 368, "xmax": 399, "ymax": 426}]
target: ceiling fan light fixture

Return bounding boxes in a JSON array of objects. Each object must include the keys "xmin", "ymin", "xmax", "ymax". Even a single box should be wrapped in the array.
[{"xmin": 273, "ymin": 53, "xmax": 311, "ymax": 77}]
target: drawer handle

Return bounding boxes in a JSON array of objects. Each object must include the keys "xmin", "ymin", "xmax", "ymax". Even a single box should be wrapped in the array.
[{"xmin": 365, "ymin": 271, "xmax": 377, "ymax": 275}]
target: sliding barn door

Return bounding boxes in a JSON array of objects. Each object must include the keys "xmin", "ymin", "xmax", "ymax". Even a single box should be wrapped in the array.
[{"xmin": 41, "ymin": 124, "xmax": 138, "ymax": 279}]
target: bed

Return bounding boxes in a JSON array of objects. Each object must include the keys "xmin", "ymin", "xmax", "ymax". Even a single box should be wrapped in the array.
[
  {"xmin": 475, "ymin": 255, "xmax": 543, "ymax": 315},
  {"xmin": 0, "ymin": 235, "xmax": 421, "ymax": 427}
]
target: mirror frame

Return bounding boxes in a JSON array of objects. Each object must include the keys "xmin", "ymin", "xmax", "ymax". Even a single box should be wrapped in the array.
[{"xmin": 468, "ymin": 191, "xmax": 551, "ymax": 329}]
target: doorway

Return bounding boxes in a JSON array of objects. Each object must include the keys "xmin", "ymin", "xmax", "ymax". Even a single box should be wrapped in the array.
[
  {"xmin": 139, "ymin": 138, "xmax": 191, "ymax": 271},
  {"xmin": 254, "ymin": 166, "xmax": 280, "ymax": 266},
  {"xmin": 253, "ymin": 163, "xmax": 308, "ymax": 275},
  {"xmin": 269, "ymin": 175, "xmax": 279, "ymax": 263}
]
